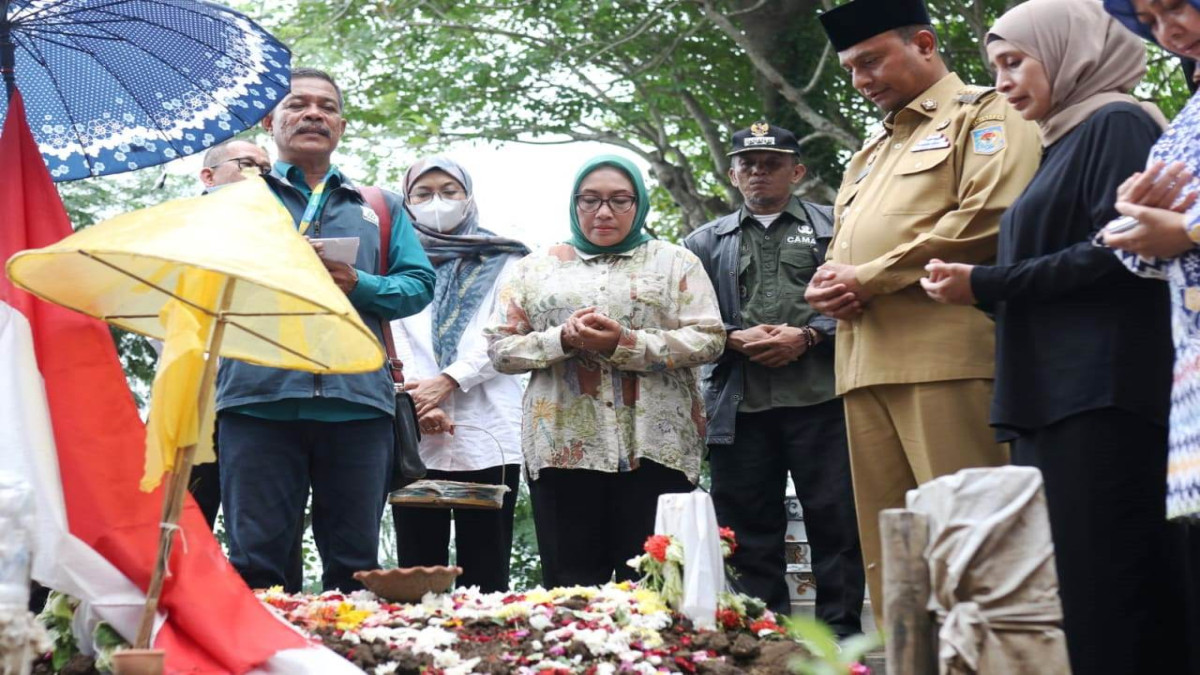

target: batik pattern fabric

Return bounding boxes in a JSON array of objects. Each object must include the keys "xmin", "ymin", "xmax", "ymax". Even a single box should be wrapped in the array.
[
  {"xmin": 485, "ymin": 240, "xmax": 725, "ymax": 482},
  {"xmin": 1109, "ymin": 90, "xmax": 1200, "ymax": 520}
]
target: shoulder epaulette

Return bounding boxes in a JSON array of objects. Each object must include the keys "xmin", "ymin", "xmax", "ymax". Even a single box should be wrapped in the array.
[{"xmin": 955, "ymin": 86, "xmax": 996, "ymax": 104}]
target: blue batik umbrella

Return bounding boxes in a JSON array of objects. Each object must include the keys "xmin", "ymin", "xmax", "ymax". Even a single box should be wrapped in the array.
[{"xmin": 0, "ymin": 0, "xmax": 290, "ymax": 182}]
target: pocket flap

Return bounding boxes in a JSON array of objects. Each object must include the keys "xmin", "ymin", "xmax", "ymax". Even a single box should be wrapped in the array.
[{"xmin": 893, "ymin": 147, "xmax": 953, "ymax": 176}]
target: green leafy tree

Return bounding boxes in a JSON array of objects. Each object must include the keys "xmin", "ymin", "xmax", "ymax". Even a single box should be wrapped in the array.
[{"xmin": 242, "ymin": 0, "xmax": 1190, "ymax": 239}]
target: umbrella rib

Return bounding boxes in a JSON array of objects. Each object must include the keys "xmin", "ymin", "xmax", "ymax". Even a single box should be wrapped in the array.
[
  {"xmin": 78, "ymin": 251, "xmax": 215, "ymax": 317},
  {"xmin": 18, "ymin": 35, "xmax": 99, "ymax": 177},
  {"xmin": 39, "ymin": 24, "xmax": 188, "ymax": 166},
  {"xmin": 74, "ymin": 255, "xmax": 338, "ymax": 371},
  {"xmin": 87, "ymin": 0, "xmax": 285, "ymax": 90},
  {"xmin": 224, "ymin": 320, "xmax": 331, "ymax": 370},
  {"xmin": 72, "ymin": 10, "xmax": 271, "ymax": 134},
  {"xmin": 14, "ymin": 0, "xmax": 137, "ymax": 25},
  {"xmin": 222, "ymin": 311, "xmax": 331, "ymax": 317},
  {"xmin": 23, "ymin": 25, "xmax": 130, "ymax": 40},
  {"xmin": 97, "ymin": 316, "xmax": 334, "ymax": 370}
]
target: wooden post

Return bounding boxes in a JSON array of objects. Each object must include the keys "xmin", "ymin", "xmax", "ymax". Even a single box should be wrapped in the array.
[
  {"xmin": 880, "ymin": 509, "xmax": 936, "ymax": 675},
  {"xmin": 134, "ymin": 279, "xmax": 237, "ymax": 649}
]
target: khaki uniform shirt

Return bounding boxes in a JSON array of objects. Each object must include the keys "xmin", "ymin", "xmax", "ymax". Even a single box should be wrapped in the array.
[{"xmin": 829, "ymin": 72, "xmax": 1040, "ymax": 394}]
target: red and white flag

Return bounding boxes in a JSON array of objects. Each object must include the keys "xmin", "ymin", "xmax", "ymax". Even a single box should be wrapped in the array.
[{"xmin": 0, "ymin": 91, "xmax": 358, "ymax": 674}]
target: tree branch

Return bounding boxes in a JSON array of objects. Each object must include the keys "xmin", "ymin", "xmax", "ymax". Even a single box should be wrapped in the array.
[
  {"xmin": 696, "ymin": 0, "xmax": 860, "ymax": 151},
  {"xmin": 569, "ymin": 1, "xmax": 684, "ymax": 68},
  {"xmin": 679, "ymin": 88, "xmax": 736, "ymax": 204},
  {"xmin": 801, "ymin": 40, "xmax": 833, "ymax": 95}
]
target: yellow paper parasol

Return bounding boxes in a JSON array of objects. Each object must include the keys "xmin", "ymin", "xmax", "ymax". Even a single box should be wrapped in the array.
[{"xmin": 5, "ymin": 176, "xmax": 385, "ymax": 647}]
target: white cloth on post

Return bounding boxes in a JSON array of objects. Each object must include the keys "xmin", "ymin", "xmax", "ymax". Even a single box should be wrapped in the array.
[
  {"xmin": 654, "ymin": 491, "xmax": 724, "ymax": 630},
  {"xmin": 906, "ymin": 466, "xmax": 1070, "ymax": 674}
]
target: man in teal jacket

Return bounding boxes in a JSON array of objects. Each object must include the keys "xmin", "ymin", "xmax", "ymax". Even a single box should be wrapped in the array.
[{"xmin": 216, "ymin": 68, "xmax": 435, "ymax": 592}]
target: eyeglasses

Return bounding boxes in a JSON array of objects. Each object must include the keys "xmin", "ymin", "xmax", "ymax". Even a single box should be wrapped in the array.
[
  {"xmin": 209, "ymin": 156, "xmax": 271, "ymax": 175},
  {"xmin": 574, "ymin": 194, "xmax": 637, "ymax": 214},
  {"xmin": 408, "ymin": 188, "xmax": 467, "ymax": 204}
]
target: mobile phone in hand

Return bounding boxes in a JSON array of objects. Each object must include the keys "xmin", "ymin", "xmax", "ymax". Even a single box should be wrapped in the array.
[{"xmin": 1104, "ymin": 216, "xmax": 1140, "ymax": 235}]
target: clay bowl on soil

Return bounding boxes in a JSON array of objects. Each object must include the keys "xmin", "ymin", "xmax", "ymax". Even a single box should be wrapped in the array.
[{"xmin": 353, "ymin": 566, "xmax": 462, "ymax": 603}]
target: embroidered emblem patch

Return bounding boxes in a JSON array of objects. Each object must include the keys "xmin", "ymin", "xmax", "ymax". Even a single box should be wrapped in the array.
[
  {"xmin": 361, "ymin": 204, "xmax": 380, "ymax": 226},
  {"xmin": 911, "ymin": 133, "xmax": 951, "ymax": 152},
  {"xmin": 787, "ymin": 223, "xmax": 817, "ymax": 246},
  {"xmin": 971, "ymin": 124, "xmax": 1005, "ymax": 155}
]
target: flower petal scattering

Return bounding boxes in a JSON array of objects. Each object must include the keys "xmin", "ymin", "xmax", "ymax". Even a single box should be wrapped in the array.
[{"xmin": 255, "ymin": 580, "xmax": 846, "ymax": 674}]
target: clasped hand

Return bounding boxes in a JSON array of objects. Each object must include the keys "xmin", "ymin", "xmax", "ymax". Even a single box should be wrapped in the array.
[
  {"xmin": 805, "ymin": 262, "xmax": 868, "ymax": 320},
  {"xmin": 1102, "ymin": 160, "xmax": 1198, "ymax": 259},
  {"xmin": 728, "ymin": 324, "xmax": 812, "ymax": 368},
  {"xmin": 561, "ymin": 307, "xmax": 623, "ymax": 356}
]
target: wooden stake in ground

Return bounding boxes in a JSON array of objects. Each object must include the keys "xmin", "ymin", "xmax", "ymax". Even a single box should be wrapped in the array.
[
  {"xmin": 880, "ymin": 509, "xmax": 936, "ymax": 675},
  {"xmin": 134, "ymin": 280, "xmax": 237, "ymax": 649}
]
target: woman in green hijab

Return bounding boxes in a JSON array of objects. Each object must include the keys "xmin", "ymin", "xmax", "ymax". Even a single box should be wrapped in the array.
[{"xmin": 486, "ymin": 155, "xmax": 725, "ymax": 586}]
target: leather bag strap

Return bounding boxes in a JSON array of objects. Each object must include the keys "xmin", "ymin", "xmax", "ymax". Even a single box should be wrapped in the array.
[{"xmin": 360, "ymin": 186, "xmax": 404, "ymax": 385}]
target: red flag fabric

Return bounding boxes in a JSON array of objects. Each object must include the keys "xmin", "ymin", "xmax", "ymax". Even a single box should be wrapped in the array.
[{"xmin": 0, "ymin": 92, "xmax": 310, "ymax": 673}]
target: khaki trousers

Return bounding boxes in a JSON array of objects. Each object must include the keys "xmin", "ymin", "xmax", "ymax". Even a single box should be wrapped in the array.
[{"xmin": 843, "ymin": 379, "xmax": 1008, "ymax": 625}]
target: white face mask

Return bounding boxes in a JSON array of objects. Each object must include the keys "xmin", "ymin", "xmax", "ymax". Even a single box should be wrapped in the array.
[{"xmin": 409, "ymin": 195, "xmax": 472, "ymax": 233}]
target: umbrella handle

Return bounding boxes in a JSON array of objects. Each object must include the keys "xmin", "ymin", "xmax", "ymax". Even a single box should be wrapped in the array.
[
  {"xmin": 1, "ymin": 3, "xmax": 14, "ymax": 100},
  {"xmin": 134, "ymin": 278, "xmax": 237, "ymax": 649}
]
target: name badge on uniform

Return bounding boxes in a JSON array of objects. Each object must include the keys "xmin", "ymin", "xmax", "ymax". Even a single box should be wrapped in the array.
[
  {"xmin": 361, "ymin": 203, "xmax": 380, "ymax": 226},
  {"xmin": 971, "ymin": 124, "xmax": 1006, "ymax": 155},
  {"xmin": 911, "ymin": 133, "xmax": 950, "ymax": 152}
]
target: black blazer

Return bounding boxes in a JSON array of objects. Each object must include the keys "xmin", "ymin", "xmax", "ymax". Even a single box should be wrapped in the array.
[{"xmin": 969, "ymin": 103, "xmax": 1173, "ymax": 438}]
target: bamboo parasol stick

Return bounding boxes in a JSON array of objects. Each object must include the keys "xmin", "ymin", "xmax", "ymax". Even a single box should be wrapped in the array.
[{"xmin": 134, "ymin": 278, "xmax": 238, "ymax": 649}]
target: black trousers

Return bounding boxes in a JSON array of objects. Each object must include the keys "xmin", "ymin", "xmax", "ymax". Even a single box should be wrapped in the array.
[
  {"xmin": 710, "ymin": 401, "xmax": 864, "ymax": 635},
  {"xmin": 219, "ymin": 413, "xmax": 392, "ymax": 592},
  {"xmin": 392, "ymin": 464, "xmax": 520, "ymax": 593},
  {"xmin": 1013, "ymin": 408, "xmax": 1194, "ymax": 675},
  {"xmin": 190, "ymin": 420, "xmax": 306, "ymax": 590},
  {"xmin": 529, "ymin": 459, "xmax": 693, "ymax": 588}
]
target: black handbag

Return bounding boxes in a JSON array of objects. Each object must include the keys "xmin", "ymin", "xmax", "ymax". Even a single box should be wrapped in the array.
[{"xmin": 362, "ymin": 187, "xmax": 427, "ymax": 488}]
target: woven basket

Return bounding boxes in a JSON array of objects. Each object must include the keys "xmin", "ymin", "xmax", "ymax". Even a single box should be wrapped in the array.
[{"xmin": 388, "ymin": 424, "xmax": 512, "ymax": 510}]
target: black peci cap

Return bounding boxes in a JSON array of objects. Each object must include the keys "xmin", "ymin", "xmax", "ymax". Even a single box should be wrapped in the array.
[
  {"xmin": 819, "ymin": 0, "xmax": 933, "ymax": 52},
  {"xmin": 728, "ymin": 122, "xmax": 801, "ymax": 156}
]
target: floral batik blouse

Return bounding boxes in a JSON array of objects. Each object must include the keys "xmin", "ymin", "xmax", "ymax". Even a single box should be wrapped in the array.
[
  {"xmin": 485, "ymin": 240, "xmax": 725, "ymax": 483},
  {"xmin": 1110, "ymin": 90, "xmax": 1200, "ymax": 521}
]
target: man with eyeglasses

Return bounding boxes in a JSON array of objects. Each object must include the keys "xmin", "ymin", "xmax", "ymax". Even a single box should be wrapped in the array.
[
  {"xmin": 188, "ymin": 138, "xmax": 272, "ymax": 535},
  {"xmin": 215, "ymin": 67, "xmax": 435, "ymax": 593},
  {"xmin": 199, "ymin": 139, "xmax": 271, "ymax": 189},
  {"xmin": 683, "ymin": 122, "xmax": 864, "ymax": 636}
]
